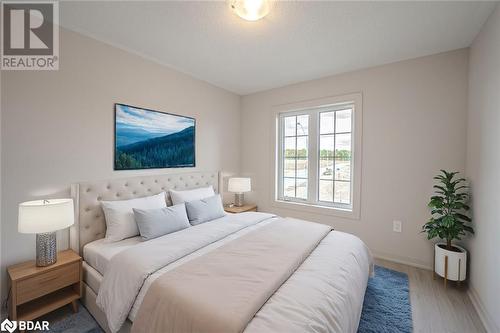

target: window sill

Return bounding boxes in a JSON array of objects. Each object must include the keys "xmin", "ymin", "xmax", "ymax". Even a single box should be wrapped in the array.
[{"xmin": 272, "ymin": 199, "xmax": 360, "ymax": 220}]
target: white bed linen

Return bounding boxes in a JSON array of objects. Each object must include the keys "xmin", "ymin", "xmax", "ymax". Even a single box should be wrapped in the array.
[
  {"xmin": 94, "ymin": 212, "xmax": 373, "ymax": 333},
  {"xmin": 97, "ymin": 212, "xmax": 275, "ymax": 332},
  {"xmin": 83, "ymin": 236, "xmax": 142, "ymax": 275},
  {"xmin": 83, "ymin": 216, "xmax": 276, "ymax": 320},
  {"xmin": 82, "ymin": 212, "xmax": 240, "ymax": 276},
  {"xmin": 129, "ymin": 230, "xmax": 372, "ymax": 333},
  {"xmin": 245, "ymin": 231, "xmax": 372, "ymax": 333},
  {"xmin": 128, "ymin": 217, "xmax": 275, "ymax": 319}
]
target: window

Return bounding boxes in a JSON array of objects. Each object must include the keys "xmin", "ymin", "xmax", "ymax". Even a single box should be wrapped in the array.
[
  {"xmin": 282, "ymin": 114, "xmax": 309, "ymax": 200},
  {"xmin": 275, "ymin": 94, "xmax": 361, "ymax": 217},
  {"xmin": 318, "ymin": 108, "xmax": 352, "ymax": 205}
]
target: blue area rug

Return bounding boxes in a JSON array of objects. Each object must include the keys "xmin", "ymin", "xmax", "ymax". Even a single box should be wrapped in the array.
[
  {"xmin": 45, "ymin": 265, "xmax": 411, "ymax": 333},
  {"xmin": 358, "ymin": 265, "xmax": 413, "ymax": 333},
  {"xmin": 40, "ymin": 303, "xmax": 103, "ymax": 333}
]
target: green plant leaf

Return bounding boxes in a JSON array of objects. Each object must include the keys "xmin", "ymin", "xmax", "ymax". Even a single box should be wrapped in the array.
[
  {"xmin": 423, "ymin": 170, "xmax": 474, "ymax": 242},
  {"xmin": 454, "ymin": 213, "xmax": 472, "ymax": 222}
]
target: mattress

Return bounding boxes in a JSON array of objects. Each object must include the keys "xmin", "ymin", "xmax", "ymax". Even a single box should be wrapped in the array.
[{"xmin": 83, "ymin": 261, "xmax": 103, "ymax": 295}]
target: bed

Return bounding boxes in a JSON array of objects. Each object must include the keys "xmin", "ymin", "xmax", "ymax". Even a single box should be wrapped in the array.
[{"xmin": 70, "ymin": 171, "xmax": 373, "ymax": 333}]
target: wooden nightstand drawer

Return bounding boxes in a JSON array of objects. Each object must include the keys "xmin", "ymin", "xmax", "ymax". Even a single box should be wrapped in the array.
[{"xmin": 16, "ymin": 262, "xmax": 79, "ymax": 305}]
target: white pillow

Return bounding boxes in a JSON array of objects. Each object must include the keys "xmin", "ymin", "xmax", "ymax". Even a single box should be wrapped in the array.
[
  {"xmin": 101, "ymin": 192, "xmax": 166, "ymax": 242},
  {"xmin": 169, "ymin": 186, "xmax": 215, "ymax": 205}
]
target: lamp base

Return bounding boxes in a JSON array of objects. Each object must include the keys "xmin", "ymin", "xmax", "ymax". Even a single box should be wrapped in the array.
[
  {"xmin": 36, "ymin": 232, "xmax": 57, "ymax": 266},
  {"xmin": 234, "ymin": 193, "xmax": 244, "ymax": 207}
]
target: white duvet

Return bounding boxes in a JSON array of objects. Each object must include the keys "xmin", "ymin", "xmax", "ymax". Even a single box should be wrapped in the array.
[{"xmin": 96, "ymin": 212, "xmax": 373, "ymax": 333}]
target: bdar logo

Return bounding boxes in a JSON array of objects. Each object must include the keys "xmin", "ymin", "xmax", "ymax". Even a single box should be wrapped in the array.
[{"xmin": 0, "ymin": 318, "xmax": 17, "ymax": 333}]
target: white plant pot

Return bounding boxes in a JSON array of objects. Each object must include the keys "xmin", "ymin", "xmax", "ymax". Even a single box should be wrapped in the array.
[{"xmin": 434, "ymin": 243, "xmax": 467, "ymax": 281}]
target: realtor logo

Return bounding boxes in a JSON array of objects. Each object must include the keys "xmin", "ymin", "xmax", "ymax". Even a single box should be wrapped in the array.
[
  {"xmin": 1, "ymin": 1, "xmax": 59, "ymax": 70},
  {"xmin": 0, "ymin": 319, "xmax": 17, "ymax": 333}
]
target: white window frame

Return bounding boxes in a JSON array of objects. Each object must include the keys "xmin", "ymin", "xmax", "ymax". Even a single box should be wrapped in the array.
[{"xmin": 271, "ymin": 93, "xmax": 362, "ymax": 219}]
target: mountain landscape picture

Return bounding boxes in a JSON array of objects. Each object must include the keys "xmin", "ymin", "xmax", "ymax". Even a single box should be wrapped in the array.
[{"xmin": 114, "ymin": 104, "xmax": 195, "ymax": 170}]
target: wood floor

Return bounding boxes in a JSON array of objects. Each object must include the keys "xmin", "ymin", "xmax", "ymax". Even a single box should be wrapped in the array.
[{"xmin": 375, "ymin": 258, "xmax": 486, "ymax": 333}]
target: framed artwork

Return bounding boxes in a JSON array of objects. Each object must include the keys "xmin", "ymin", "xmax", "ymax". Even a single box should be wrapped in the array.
[{"xmin": 114, "ymin": 103, "xmax": 195, "ymax": 170}]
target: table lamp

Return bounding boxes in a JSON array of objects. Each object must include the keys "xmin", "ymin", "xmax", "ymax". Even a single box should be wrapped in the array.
[
  {"xmin": 228, "ymin": 177, "xmax": 251, "ymax": 207},
  {"xmin": 18, "ymin": 199, "xmax": 74, "ymax": 266}
]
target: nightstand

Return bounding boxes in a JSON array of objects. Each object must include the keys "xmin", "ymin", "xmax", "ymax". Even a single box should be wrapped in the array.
[
  {"xmin": 224, "ymin": 204, "xmax": 257, "ymax": 214},
  {"xmin": 7, "ymin": 249, "xmax": 82, "ymax": 322}
]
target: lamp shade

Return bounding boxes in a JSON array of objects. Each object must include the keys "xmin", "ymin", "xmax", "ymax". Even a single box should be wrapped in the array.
[
  {"xmin": 18, "ymin": 199, "xmax": 74, "ymax": 234},
  {"xmin": 228, "ymin": 178, "xmax": 251, "ymax": 193}
]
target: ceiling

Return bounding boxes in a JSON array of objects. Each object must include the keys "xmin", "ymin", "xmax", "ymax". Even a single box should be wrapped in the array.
[{"xmin": 60, "ymin": 1, "xmax": 497, "ymax": 95}]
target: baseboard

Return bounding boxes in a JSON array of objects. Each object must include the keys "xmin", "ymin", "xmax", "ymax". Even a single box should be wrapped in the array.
[
  {"xmin": 468, "ymin": 285, "xmax": 499, "ymax": 333},
  {"xmin": 371, "ymin": 251, "xmax": 433, "ymax": 271}
]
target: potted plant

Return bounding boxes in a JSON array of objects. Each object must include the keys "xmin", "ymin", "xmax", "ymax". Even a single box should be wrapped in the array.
[{"xmin": 422, "ymin": 170, "xmax": 474, "ymax": 284}]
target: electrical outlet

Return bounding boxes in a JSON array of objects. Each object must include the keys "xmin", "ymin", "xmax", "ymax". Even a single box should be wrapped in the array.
[{"xmin": 393, "ymin": 220, "xmax": 402, "ymax": 233}]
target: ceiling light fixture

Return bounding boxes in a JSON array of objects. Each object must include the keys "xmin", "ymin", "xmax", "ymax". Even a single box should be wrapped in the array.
[{"xmin": 230, "ymin": 0, "xmax": 271, "ymax": 21}]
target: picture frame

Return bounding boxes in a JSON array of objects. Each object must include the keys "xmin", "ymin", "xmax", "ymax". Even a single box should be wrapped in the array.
[{"xmin": 114, "ymin": 103, "xmax": 196, "ymax": 170}]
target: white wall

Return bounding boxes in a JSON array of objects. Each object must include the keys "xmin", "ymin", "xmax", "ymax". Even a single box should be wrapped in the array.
[
  {"xmin": 0, "ymin": 28, "xmax": 241, "ymax": 300},
  {"xmin": 466, "ymin": 4, "xmax": 500, "ymax": 332},
  {"xmin": 2, "ymin": 18, "xmax": 494, "ymax": 328},
  {"xmin": 241, "ymin": 49, "xmax": 469, "ymax": 269}
]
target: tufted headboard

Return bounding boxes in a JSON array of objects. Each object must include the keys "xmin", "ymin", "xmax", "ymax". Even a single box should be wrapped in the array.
[{"xmin": 70, "ymin": 171, "xmax": 220, "ymax": 254}]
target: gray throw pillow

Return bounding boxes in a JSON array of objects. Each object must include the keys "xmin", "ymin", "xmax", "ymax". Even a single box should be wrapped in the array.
[
  {"xmin": 185, "ymin": 194, "xmax": 225, "ymax": 226},
  {"xmin": 133, "ymin": 203, "xmax": 190, "ymax": 240}
]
